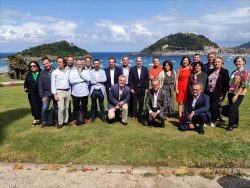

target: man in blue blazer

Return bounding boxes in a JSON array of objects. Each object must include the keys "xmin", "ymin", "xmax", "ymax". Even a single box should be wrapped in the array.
[
  {"xmin": 105, "ymin": 57, "xmax": 122, "ymax": 93},
  {"xmin": 88, "ymin": 59, "xmax": 107, "ymax": 123},
  {"xmin": 184, "ymin": 83, "xmax": 210, "ymax": 134},
  {"xmin": 128, "ymin": 56, "xmax": 149, "ymax": 118},
  {"xmin": 108, "ymin": 75, "xmax": 130, "ymax": 125}
]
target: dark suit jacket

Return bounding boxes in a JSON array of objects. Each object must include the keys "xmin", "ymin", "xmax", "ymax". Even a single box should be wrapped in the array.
[
  {"xmin": 128, "ymin": 66, "xmax": 149, "ymax": 93},
  {"xmin": 145, "ymin": 88, "xmax": 167, "ymax": 114},
  {"xmin": 38, "ymin": 67, "xmax": 55, "ymax": 97},
  {"xmin": 105, "ymin": 66, "xmax": 122, "ymax": 92},
  {"xmin": 205, "ymin": 68, "xmax": 229, "ymax": 101},
  {"xmin": 184, "ymin": 93, "xmax": 210, "ymax": 122},
  {"xmin": 108, "ymin": 83, "xmax": 130, "ymax": 109}
]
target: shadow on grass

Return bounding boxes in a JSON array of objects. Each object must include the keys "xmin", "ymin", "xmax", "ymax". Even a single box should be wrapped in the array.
[
  {"xmin": 0, "ymin": 108, "xmax": 30, "ymax": 143},
  {"xmin": 217, "ymin": 176, "xmax": 250, "ymax": 188}
]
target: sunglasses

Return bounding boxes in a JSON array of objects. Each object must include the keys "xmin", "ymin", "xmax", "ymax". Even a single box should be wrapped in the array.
[{"xmin": 30, "ymin": 65, "xmax": 37, "ymax": 68}]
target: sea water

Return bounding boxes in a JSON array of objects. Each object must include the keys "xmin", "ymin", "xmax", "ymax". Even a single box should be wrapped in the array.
[{"xmin": 1, "ymin": 52, "xmax": 250, "ymax": 75}]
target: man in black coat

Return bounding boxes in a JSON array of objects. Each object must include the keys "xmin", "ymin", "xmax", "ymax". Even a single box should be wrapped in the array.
[
  {"xmin": 38, "ymin": 56, "xmax": 57, "ymax": 127},
  {"xmin": 184, "ymin": 83, "xmax": 210, "ymax": 134},
  {"xmin": 128, "ymin": 56, "xmax": 149, "ymax": 118},
  {"xmin": 104, "ymin": 57, "xmax": 122, "ymax": 95}
]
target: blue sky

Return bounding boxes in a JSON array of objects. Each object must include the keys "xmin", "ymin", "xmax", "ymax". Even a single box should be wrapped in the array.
[{"xmin": 0, "ymin": 0, "xmax": 250, "ymax": 52}]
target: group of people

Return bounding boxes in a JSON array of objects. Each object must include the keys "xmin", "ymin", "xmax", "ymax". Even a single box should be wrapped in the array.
[{"xmin": 24, "ymin": 53, "xmax": 249, "ymax": 134}]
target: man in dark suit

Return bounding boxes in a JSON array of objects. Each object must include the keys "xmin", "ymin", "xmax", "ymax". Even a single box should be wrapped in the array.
[
  {"xmin": 108, "ymin": 75, "xmax": 130, "ymax": 125},
  {"xmin": 145, "ymin": 79, "xmax": 167, "ymax": 127},
  {"xmin": 105, "ymin": 57, "xmax": 122, "ymax": 93},
  {"xmin": 128, "ymin": 56, "xmax": 149, "ymax": 118},
  {"xmin": 184, "ymin": 83, "xmax": 210, "ymax": 134}
]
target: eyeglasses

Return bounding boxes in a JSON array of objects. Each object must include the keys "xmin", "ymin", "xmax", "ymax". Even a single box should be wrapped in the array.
[{"xmin": 30, "ymin": 65, "xmax": 37, "ymax": 68}]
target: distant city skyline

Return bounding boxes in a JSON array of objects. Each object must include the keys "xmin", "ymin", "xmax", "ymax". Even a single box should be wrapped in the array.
[{"xmin": 0, "ymin": 0, "xmax": 250, "ymax": 52}]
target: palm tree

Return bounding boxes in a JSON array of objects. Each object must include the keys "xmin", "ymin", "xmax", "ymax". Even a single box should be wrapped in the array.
[{"xmin": 8, "ymin": 55, "xmax": 28, "ymax": 80}]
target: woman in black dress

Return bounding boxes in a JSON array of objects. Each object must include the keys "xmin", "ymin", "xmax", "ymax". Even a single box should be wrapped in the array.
[{"xmin": 24, "ymin": 61, "xmax": 42, "ymax": 125}]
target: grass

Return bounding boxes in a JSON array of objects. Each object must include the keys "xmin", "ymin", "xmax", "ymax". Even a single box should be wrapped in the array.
[
  {"xmin": 0, "ymin": 86, "xmax": 249, "ymax": 167},
  {"xmin": 0, "ymin": 75, "xmax": 20, "ymax": 82}
]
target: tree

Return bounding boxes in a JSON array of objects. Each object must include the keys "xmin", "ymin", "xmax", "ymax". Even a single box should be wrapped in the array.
[{"xmin": 8, "ymin": 55, "xmax": 28, "ymax": 80}]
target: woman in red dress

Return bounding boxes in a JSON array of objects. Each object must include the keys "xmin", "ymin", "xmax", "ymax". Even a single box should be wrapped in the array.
[{"xmin": 176, "ymin": 56, "xmax": 192, "ymax": 123}]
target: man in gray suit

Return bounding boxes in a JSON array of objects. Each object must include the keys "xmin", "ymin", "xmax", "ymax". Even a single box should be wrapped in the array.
[
  {"xmin": 145, "ymin": 79, "xmax": 168, "ymax": 127},
  {"xmin": 108, "ymin": 75, "xmax": 130, "ymax": 125}
]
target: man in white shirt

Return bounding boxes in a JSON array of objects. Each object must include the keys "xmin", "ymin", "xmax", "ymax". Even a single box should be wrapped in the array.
[
  {"xmin": 51, "ymin": 56, "xmax": 71, "ymax": 128},
  {"xmin": 88, "ymin": 59, "xmax": 107, "ymax": 123},
  {"xmin": 145, "ymin": 79, "xmax": 167, "ymax": 127},
  {"xmin": 121, "ymin": 56, "xmax": 130, "ymax": 84},
  {"xmin": 69, "ymin": 59, "xmax": 90, "ymax": 125}
]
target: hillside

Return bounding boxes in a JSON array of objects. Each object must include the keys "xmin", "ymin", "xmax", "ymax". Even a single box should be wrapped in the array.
[
  {"xmin": 17, "ymin": 41, "xmax": 89, "ymax": 57},
  {"xmin": 234, "ymin": 41, "xmax": 250, "ymax": 48},
  {"xmin": 141, "ymin": 32, "xmax": 219, "ymax": 53}
]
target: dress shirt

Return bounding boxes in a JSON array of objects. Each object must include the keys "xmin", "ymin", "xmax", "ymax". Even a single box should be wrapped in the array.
[
  {"xmin": 149, "ymin": 90, "xmax": 160, "ymax": 114},
  {"xmin": 137, "ymin": 66, "xmax": 142, "ymax": 79},
  {"xmin": 51, "ymin": 66, "xmax": 70, "ymax": 94},
  {"xmin": 192, "ymin": 94, "xmax": 201, "ymax": 110},
  {"xmin": 122, "ymin": 66, "xmax": 130, "ymax": 84},
  {"xmin": 69, "ymin": 68, "xmax": 90, "ymax": 97},
  {"xmin": 94, "ymin": 70, "xmax": 101, "ymax": 90},
  {"xmin": 119, "ymin": 87, "xmax": 124, "ymax": 101},
  {"xmin": 110, "ymin": 68, "xmax": 115, "ymax": 86}
]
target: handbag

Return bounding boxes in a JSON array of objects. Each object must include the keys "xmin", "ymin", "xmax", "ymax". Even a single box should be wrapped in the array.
[
  {"xmin": 221, "ymin": 104, "xmax": 229, "ymax": 117},
  {"xmin": 46, "ymin": 108, "xmax": 58, "ymax": 126}
]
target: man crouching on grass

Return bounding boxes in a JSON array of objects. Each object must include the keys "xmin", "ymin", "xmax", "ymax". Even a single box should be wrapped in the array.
[
  {"xmin": 184, "ymin": 83, "xmax": 210, "ymax": 135},
  {"xmin": 107, "ymin": 75, "xmax": 130, "ymax": 125}
]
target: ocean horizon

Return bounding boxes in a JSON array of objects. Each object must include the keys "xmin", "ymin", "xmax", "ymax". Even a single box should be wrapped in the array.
[{"xmin": 1, "ymin": 52, "xmax": 250, "ymax": 75}]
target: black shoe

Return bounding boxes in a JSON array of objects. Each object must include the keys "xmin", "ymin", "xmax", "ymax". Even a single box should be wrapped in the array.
[
  {"xmin": 101, "ymin": 117, "xmax": 106, "ymax": 122},
  {"xmin": 199, "ymin": 125, "xmax": 205, "ymax": 135},
  {"xmin": 161, "ymin": 120, "xmax": 165, "ymax": 128},
  {"xmin": 57, "ymin": 124, "xmax": 63, "ymax": 129},
  {"xmin": 120, "ymin": 121, "xmax": 128, "ymax": 126},
  {"xmin": 233, "ymin": 125, "xmax": 238, "ymax": 129},
  {"xmin": 226, "ymin": 126, "xmax": 233, "ymax": 131}
]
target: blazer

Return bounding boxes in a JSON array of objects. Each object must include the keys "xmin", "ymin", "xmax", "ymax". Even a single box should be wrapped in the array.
[
  {"xmin": 184, "ymin": 93, "xmax": 210, "ymax": 121},
  {"xmin": 105, "ymin": 66, "xmax": 122, "ymax": 92},
  {"xmin": 128, "ymin": 66, "xmax": 149, "ymax": 93},
  {"xmin": 108, "ymin": 83, "xmax": 130, "ymax": 109},
  {"xmin": 38, "ymin": 67, "xmax": 55, "ymax": 97},
  {"xmin": 24, "ymin": 72, "xmax": 40, "ymax": 95},
  {"xmin": 205, "ymin": 68, "xmax": 229, "ymax": 100},
  {"xmin": 145, "ymin": 88, "xmax": 167, "ymax": 114},
  {"xmin": 89, "ymin": 69, "xmax": 107, "ymax": 96}
]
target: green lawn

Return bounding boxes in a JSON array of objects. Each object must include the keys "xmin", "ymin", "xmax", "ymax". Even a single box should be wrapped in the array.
[
  {"xmin": 0, "ymin": 75, "xmax": 19, "ymax": 82},
  {"xmin": 0, "ymin": 86, "xmax": 249, "ymax": 167}
]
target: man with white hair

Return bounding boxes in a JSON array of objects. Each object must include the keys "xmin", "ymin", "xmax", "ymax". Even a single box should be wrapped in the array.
[{"xmin": 108, "ymin": 75, "xmax": 130, "ymax": 125}]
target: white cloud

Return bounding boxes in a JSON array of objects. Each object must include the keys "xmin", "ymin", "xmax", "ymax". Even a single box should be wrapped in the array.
[
  {"xmin": 0, "ymin": 12, "xmax": 78, "ymax": 43},
  {"xmin": 0, "ymin": 6, "xmax": 249, "ymax": 50},
  {"xmin": 0, "ymin": 22, "xmax": 46, "ymax": 42}
]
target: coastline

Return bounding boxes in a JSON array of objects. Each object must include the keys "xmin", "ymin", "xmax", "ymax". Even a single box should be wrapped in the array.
[{"xmin": 0, "ymin": 52, "xmax": 249, "ymax": 62}]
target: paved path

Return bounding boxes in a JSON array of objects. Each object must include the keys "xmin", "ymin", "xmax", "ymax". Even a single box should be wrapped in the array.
[{"xmin": 0, "ymin": 163, "xmax": 249, "ymax": 188}]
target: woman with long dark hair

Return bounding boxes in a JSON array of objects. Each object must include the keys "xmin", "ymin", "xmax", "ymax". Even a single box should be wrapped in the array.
[
  {"xmin": 227, "ymin": 56, "xmax": 249, "ymax": 131},
  {"xmin": 24, "ymin": 61, "xmax": 42, "ymax": 126},
  {"xmin": 158, "ymin": 60, "xmax": 176, "ymax": 118}
]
